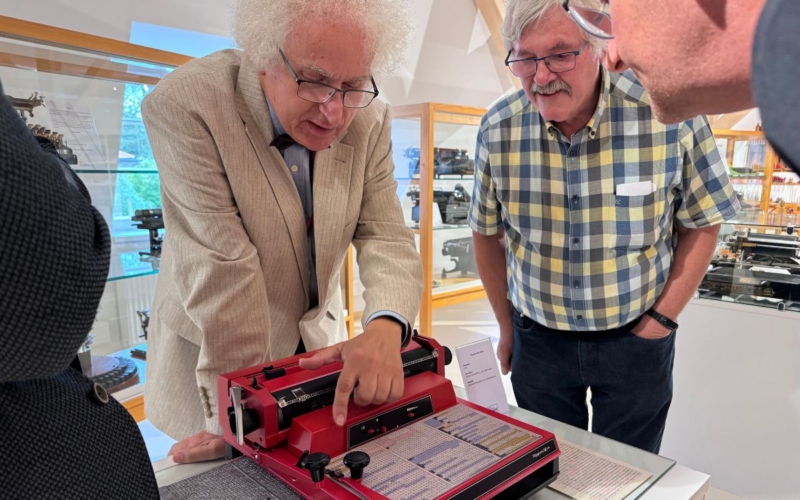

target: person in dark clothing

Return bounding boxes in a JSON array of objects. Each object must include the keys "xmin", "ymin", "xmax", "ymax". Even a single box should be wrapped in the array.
[{"xmin": 0, "ymin": 82, "xmax": 160, "ymax": 499}]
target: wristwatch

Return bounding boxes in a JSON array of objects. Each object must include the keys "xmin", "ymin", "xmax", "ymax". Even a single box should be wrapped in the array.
[{"xmin": 644, "ymin": 308, "xmax": 678, "ymax": 330}]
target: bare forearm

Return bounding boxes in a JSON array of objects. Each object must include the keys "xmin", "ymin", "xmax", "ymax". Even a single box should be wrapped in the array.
[
  {"xmin": 654, "ymin": 225, "xmax": 720, "ymax": 320},
  {"xmin": 473, "ymin": 231, "xmax": 514, "ymax": 332}
]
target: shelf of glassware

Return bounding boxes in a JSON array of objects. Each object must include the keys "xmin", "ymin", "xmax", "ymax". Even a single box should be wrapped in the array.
[{"xmin": 713, "ymin": 128, "xmax": 800, "ymax": 214}]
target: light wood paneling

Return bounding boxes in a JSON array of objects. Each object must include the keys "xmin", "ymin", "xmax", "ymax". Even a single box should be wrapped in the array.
[
  {"xmin": 121, "ymin": 395, "xmax": 146, "ymax": 423},
  {"xmin": 432, "ymin": 286, "xmax": 487, "ymax": 310},
  {"xmin": 0, "ymin": 42, "xmax": 163, "ymax": 85},
  {"xmin": 418, "ymin": 104, "xmax": 436, "ymax": 337},
  {"xmin": 0, "ymin": 15, "xmax": 192, "ymax": 68}
]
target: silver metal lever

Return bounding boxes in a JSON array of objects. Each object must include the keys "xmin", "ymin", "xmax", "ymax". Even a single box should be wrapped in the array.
[{"xmin": 230, "ymin": 386, "xmax": 244, "ymax": 446}]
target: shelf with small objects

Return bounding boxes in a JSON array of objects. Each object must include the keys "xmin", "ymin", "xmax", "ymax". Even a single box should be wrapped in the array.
[
  {"xmin": 698, "ymin": 124, "xmax": 800, "ymax": 313},
  {"xmin": 713, "ymin": 126, "xmax": 800, "ymax": 217}
]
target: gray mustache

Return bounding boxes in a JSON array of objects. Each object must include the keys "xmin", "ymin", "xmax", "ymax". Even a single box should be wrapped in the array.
[{"xmin": 531, "ymin": 80, "xmax": 571, "ymax": 96}]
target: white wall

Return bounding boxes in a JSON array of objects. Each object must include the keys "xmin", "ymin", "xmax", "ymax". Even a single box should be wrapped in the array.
[
  {"xmin": 663, "ymin": 298, "xmax": 800, "ymax": 499},
  {"xmin": 4, "ymin": 0, "xmax": 515, "ymax": 109}
]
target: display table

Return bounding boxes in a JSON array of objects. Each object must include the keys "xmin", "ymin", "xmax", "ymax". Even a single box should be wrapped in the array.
[{"xmin": 152, "ymin": 384, "xmax": 710, "ymax": 499}]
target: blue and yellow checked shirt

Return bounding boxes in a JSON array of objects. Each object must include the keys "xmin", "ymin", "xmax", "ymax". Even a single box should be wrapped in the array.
[{"xmin": 468, "ymin": 68, "xmax": 740, "ymax": 331}]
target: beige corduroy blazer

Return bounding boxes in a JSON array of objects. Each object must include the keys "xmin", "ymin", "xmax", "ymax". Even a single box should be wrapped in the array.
[{"xmin": 140, "ymin": 49, "xmax": 423, "ymax": 439}]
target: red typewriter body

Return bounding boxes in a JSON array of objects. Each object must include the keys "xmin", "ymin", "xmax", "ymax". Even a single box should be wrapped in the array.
[{"xmin": 218, "ymin": 334, "xmax": 560, "ymax": 499}]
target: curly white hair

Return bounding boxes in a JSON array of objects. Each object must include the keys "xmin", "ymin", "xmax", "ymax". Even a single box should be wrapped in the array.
[
  {"xmin": 502, "ymin": 0, "xmax": 608, "ymax": 58},
  {"xmin": 233, "ymin": 0, "xmax": 414, "ymax": 79}
]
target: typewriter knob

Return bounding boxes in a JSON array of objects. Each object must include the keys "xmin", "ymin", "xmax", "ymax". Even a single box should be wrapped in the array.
[
  {"xmin": 298, "ymin": 451, "xmax": 330, "ymax": 484},
  {"xmin": 443, "ymin": 346, "xmax": 453, "ymax": 366},
  {"xmin": 227, "ymin": 407, "xmax": 260, "ymax": 437},
  {"xmin": 343, "ymin": 451, "xmax": 370, "ymax": 480}
]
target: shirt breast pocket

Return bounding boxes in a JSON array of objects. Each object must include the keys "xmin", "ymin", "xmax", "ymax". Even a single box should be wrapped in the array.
[{"xmin": 603, "ymin": 190, "xmax": 664, "ymax": 252}]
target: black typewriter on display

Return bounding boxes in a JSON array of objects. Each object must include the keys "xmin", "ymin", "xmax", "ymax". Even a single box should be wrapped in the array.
[
  {"xmin": 131, "ymin": 208, "xmax": 164, "ymax": 258},
  {"xmin": 405, "ymin": 147, "xmax": 475, "ymax": 179},
  {"xmin": 701, "ymin": 227, "xmax": 800, "ymax": 305},
  {"xmin": 6, "ymin": 92, "xmax": 79, "ymax": 165},
  {"xmin": 407, "ymin": 184, "xmax": 471, "ymax": 225}
]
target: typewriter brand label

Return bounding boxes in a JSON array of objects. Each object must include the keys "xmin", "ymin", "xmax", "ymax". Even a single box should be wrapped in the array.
[{"xmin": 531, "ymin": 445, "xmax": 552, "ymax": 459}]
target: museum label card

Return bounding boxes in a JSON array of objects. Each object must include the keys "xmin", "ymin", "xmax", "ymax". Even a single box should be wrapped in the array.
[{"xmin": 455, "ymin": 338, "xmax": 509, "ymax": 414}]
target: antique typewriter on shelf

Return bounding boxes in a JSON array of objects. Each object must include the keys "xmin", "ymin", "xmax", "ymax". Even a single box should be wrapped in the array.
[
  {"xmin": 219, "ymin": 334, "xmax": 561, "ymax": 499},
  {"xmin": 407, "ymin": 184, "xmax": 471, "ymax": 225},
  {"xmin": 701, "ymin": 227, "xmax": 800, "ymax": 303},
  {"xmin": 131, "ymin": 208, "xmax": 164, "ymax": 258},
  {"xmin": 7, "ymin": 92, "xmax": 79, "ymax": 165},
  {"xmin": 406, "ymin": 147, "xmax": 475, "ymax": 179},
  {"xmin": 442, "ymin": 237, "xmax": 478, "ymax": 279}
]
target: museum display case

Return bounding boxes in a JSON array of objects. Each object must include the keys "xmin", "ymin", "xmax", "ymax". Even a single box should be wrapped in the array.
[
  {"xmin": 714, "ymin": 127, "xmax": 799, "ymax": 215},
  {"xmin": 697, "ymin": 127, "xmax": 800, "ymax": 312},
  {"xmin": 698, "ymin": 216, "xmax": 800, "ymax": 312},
  {"xmin": 0, "ymin": 16, "xmax": 357, "ymax": 398},
  {"xmin": 392, "ymin": 103, "xmax": 488, "ymax": 336}
]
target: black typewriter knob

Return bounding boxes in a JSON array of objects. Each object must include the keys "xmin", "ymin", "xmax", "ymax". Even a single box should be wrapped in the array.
[
  {"xmin": 298, "ymin": 451, "xmax": 330, "ymax": 483},
  {"xmin": 343, "ymin": 451, "xmax": 370, "ymax": 480},
  {"xmin": 443, "ymin": 346, "xmax": 453, "ymax": 366},
  {"xmin": 227, "ymin": 407, "xmax": 260, "ymax": 436}
]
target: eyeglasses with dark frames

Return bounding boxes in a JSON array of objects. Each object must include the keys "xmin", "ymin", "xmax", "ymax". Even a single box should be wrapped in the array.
[
  {"xmin": 504, "ymin": 41, "xmax": 590, "ymax": 78},
  {"xmin": 562, "ymin": 0, "xmax": 614, "ymax": 40},
  {"xmin": 279, "ymin": 49, "xmax": 379, "ymax": 109}
]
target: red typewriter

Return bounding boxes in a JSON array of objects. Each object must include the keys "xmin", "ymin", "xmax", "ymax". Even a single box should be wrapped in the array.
[{"xmin": 218, "ymin": 333, "xmax": 560, "ymax": 499}]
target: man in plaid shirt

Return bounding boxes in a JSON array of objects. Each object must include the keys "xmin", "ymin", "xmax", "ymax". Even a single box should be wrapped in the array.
[{"xmin": 468, "ymin": 0, "xmax": 740, "ymax": 454}]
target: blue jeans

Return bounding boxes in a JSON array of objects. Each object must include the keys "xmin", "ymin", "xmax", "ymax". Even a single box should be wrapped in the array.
[{"xmin": 510, "ymin": 308, "xmax": 676, "ymax": 454}]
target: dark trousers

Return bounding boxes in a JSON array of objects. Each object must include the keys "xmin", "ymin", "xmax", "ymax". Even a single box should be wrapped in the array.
[{"xmin": 510, "ymin": 308, "xmax": 676, "ymax": 454}]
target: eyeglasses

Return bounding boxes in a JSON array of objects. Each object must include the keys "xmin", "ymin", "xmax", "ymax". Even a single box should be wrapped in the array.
[
  {"xmin": 562, "ymin": 0, "xmax": 614, "ymax": 40},
  {"xmin": 279, "ymin": 49, "xmax": 379, "ymax": 108},
  {"xmin": 504, "ymin": 41, "xmax": 589, "ymax": 78}
]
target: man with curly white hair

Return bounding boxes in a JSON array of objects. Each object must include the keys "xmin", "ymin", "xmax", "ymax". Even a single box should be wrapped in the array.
[
  {"xmin": 141, "ymin": 0, "xmax": 422, "ymax": 463},
  {"xmin": 469, "ymin": 0, "xmax": 739, "ymax": 453}
]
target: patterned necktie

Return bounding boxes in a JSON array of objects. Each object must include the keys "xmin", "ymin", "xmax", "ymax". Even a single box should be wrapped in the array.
[{"xmin": 270, "ymin": 133, "xmax": 297, "ymax": 152}]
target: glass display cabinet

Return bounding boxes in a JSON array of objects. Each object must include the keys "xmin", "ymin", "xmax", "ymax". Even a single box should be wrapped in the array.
[
  {"xmin": 698, "ymin": 217, "xmax": 800, "ymax": 312},
  {"xmin": 351, "ymin": 103, "xmax": 488, "ymax": 337},
  {"xmin": 0, "ymin": 16, "xmax": 356, "ymax": 403},
  {"xmin": 391, "ymin": 103, "xmax": 487, "ymax": 336},
  {"xmin": 714, "ymin": 128, "xmax": 800, "ymax": 217},
  {"xmin": 0, "ymin": 15, "xmax": 192, "ymax": 401},
  {"xmin": 697, "ymin": 127, "xmax": 800, "ymax": 313}
]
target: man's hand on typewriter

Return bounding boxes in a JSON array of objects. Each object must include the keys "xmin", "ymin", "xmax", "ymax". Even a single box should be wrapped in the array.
[
  {"xmin": 167, "ymin": 430, "xmax": 225, "ymax": 464},
  {"xmin": 299, "ymin": 318, "xmax": 404, "ymax": 426}
]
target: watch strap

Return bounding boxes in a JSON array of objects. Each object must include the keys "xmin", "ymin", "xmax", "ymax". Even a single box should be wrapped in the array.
[{"xmin": 645, "ymin": 308, "xmax": 678, "ymax": 330}]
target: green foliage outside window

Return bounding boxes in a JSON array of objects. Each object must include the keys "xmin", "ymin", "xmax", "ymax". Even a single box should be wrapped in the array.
[{"xmin": 113, "ymin": 84, "xmax": 161, "ymax": 226}]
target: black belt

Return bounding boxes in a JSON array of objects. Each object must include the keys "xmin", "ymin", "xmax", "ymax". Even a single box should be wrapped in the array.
[{"xmin": 513, "ymin": 307, "xmax": 644, "ymax": 339}]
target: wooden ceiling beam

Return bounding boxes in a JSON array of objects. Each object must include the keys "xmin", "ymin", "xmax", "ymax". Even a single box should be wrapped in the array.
[{"xmin": 474, "ymin": 0, "xmax": 522, "ymax": 90}]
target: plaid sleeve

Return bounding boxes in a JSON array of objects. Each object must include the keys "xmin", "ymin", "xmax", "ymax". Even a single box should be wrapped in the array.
[
  {"xmin": 468, "ymin": 120, "xmax": 502, "ymax": 235},
  {"xmin": 674, "ymin": 115, "xmax": 741, "ymax": 228}
]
